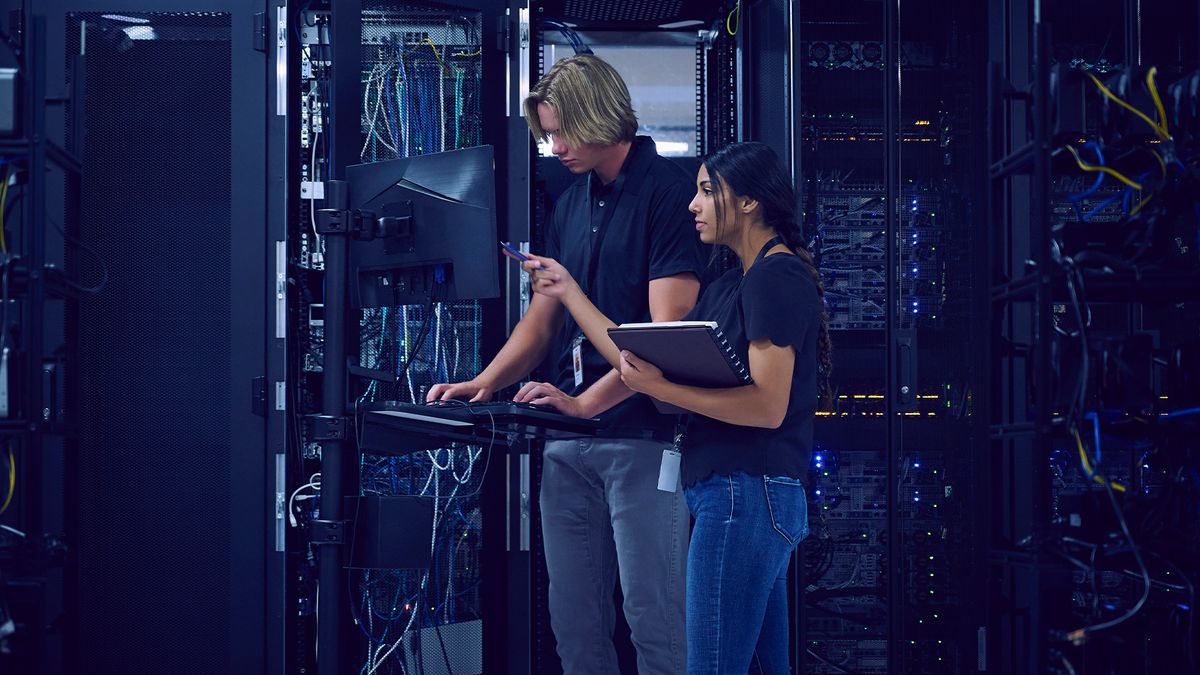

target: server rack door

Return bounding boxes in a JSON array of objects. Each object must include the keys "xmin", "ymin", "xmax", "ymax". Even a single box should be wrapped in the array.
[
  {"xmin": 894, "ymin": 3, "xmax": 988, "ymax": 674},
  {"xmin": 795, "ymin": 2, "xmax": 893, "ymax": 673},
  {"xmin": 43, "ymin": 2, "xmax": 271, "ymax": 673}
]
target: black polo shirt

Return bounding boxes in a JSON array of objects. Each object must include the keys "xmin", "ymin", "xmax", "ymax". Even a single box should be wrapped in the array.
[
  {"xmin": 679, "ymin": 252, "xmax": 820, "ymax": 486},
  {"xmin": 545, "ymin": 136, "xmax": 707, "ymax": 439}
]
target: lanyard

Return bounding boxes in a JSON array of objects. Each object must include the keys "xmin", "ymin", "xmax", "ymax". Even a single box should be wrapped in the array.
[
  {"xmin": 712, "ymin": 235, "xmax": 784, "ymax": 318},
  {"xmin": 750, "ymin": 236, "xmax": 784, "ymax": 267}
]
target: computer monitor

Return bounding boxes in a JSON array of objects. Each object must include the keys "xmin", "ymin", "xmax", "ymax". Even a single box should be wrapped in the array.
[{"xmin": 346, "ymin": 145, "xmax": 499, "ymax": 307}]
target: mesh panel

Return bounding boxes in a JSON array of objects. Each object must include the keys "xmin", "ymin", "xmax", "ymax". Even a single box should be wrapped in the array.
[
  {"xmin": 67, "ymin": 11, "xmax": 234, "ymax": 675},
  {"xmin": 561, "ymin": 0, "xmax": 685, "ymax": 23},
  {"xmin": 705, "ymin": 31, "xmax": 739, "ymax": 152},
  {"xmin": 351, "ymin": 6, "xmax": 486, "ymax": 673}
]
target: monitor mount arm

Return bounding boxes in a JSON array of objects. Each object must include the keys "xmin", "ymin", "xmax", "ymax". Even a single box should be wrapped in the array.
[{"xmin": 316, "ymin": 180, "xmax": 413, "ymax": 248}]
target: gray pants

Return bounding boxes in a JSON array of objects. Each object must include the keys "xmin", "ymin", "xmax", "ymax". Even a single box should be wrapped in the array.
[{"xmin": 541, "ymin": 437, "xmax": 688, "ymax": 674}]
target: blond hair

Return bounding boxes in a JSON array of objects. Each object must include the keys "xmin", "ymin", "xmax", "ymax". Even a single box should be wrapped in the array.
[{"xmin": 523, "ymin": 55, "xmax": 638, "ymax": 148}]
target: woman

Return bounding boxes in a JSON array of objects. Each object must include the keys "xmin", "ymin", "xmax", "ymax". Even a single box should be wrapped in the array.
[{"xmin": 514, "ymin": 141, "xmax": 831, "ymax": 674}]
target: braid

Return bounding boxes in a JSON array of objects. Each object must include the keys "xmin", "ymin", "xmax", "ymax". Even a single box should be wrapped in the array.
[{"xmin": 773, "ymin": 219, "xmax": 834, "ymax": 406}]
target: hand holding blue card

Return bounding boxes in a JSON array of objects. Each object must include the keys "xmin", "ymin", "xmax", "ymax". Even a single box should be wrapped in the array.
[{"xmin": 500, "ymin": 241, "xmax": 529, "ymax": 262}]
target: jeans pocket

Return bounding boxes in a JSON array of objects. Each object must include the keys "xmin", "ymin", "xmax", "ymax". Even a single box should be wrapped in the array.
[{"xmin": 763, "ymin": 476, "xmax": 809, "ymax": 545}]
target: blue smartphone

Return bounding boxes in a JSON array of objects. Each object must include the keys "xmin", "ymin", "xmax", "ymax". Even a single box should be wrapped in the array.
[{"xmin": 500, "ymin": 241, "xmax": 529, "ymax": 262}]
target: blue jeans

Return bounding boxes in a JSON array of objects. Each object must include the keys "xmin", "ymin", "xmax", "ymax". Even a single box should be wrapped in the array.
[
  {"xmin": 684, "ymin": 472, "xmax": 808, "ymax": 675},
  {"xmin": 541, "ymin": 438, "xmax": 689, "ymax": 674}
]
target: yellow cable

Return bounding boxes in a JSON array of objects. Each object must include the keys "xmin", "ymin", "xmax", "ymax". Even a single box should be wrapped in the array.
[
  {"xmin": 420, "ymin": 38, "xmax": 447, "ymax": 72},
  {"xmin": 1128, "ymin": 149, "xmax": 1167, "ymax": 216},
  {"xmin": 0, "ymin": 446, "xmax": 13, "ymax": 515},
  {"xmin": 1086, "ymin": 71, "xmax": 1167, "ymax": 140},
  {"xmin": 1146, "ymin": 67, "xmax": 1169, "ymax": 137},
  {"xmin": 1074, "ymin": 429, "xmax": 1127, "ymax": 493},
  {"xmin": 1064, "ymin": 144, "xmax": 1143, "ymax": 190},
  {"xmin": 1130, "ymin": 194, "xmax": 1153, "ymax": 216},
  {"xmin": 726, "ymin": 1, "xmax": 741, "ymax": 36},
  {"xmin": 452, "ymin": 48, "xmax": 482, "ymax": 57},
  {"xmin": 0, "ymin": 165, "xmax": 9, "ymax": 255},
  {"xmin": 1150, "ymin": 149, "xmax": 1166, "ymax": 178}
]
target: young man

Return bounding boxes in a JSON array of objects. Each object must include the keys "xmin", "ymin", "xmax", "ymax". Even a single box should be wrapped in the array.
[{"xmin": 427, "ymin": 55, "xmax": 705, "ymax": 673}]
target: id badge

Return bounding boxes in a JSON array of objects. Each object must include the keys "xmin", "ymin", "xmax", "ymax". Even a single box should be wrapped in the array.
[
  {"xmin": 572, "ymin": 336, "xmax": 584, "ymax": 388},
  {"xmin": 657, "ymin": 449, "xmax": 681, "ymax": 493}
]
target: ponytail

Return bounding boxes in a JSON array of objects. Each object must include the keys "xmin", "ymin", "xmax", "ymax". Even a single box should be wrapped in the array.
[{"xmin": 774, "ymin": 222, "xmax": 833, "ymax": 406}]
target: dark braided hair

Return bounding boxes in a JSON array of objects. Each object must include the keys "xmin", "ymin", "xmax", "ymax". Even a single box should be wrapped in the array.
[{"xmin": 704, "ymin": 141, "xmax": 833, "ymax": 403}]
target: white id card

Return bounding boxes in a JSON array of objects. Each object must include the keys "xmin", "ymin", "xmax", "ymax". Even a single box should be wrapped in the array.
[
  {"xmin": 572, "ymin": 339, "xmax": 584, "ymax": 388},
  {"xmin": 658, "ymin": 449, "xmax": 681, "ymax": 492}
]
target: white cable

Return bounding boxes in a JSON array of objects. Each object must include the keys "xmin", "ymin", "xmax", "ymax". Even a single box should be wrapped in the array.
[
  {"xmin": 404, "ymin": 306, "xmax": 418, "ymax": 403},
  {"xmin": 0, "ymin": 524, "xmax": 26, "ymax": 538},
  {"xmin": 420, "ymin": 457, "xmax": 437, "ymax": 496},
  {"xmin": 388, "ymin": 61, "xmax": 403, "ymax": 153},
  {"xmin": 444, "ymin": 317, "xmax": 454, "ymax": 381},
  {"xmin": 453, "ymin": 324, "xmax": 461, "ymax": 381},
  {"xmin": 897, "ymin": 456, "xmax": 911, "ymax": 497},
  {"xmin": 378, "ymin": 62, "xmax": 399, "ymax": 154},
  {"xmin": 428, "ymin": 447, "xmax": 452, "ymax": 471},
  {"xmin": 360, "ymin": 63, "xmax": 386, "ymax": 159},
  {"xmin": 363, "ymin": 70, "xmax": 397, "ymax": 157},
  {"xmin": 399, "ymin": 61, "xmax": 409, "ymax": 155},
  {"xmin": 288, "ymin": 476, "xmax": 321, "ymax": 527},
  {"xmin": 368, "ymin": 567, "xmax": 430, "ymax": 673},
  {"xmin": 360, "ymin": 63, "xmax": 380, "ymax": 152},
  {"xmin": 401, "ymin": 305, "xmax": 410, "ymax": 395},
  {"xmin": 365, "ymin": 570, "xmax": 376, "ymax": 671},
  {"xmin": 368, "ymin": 629, "xmax": 408, "ymax": 675},
  {"xmin": 433, "ymin": 302, "xmax": 442, "ymax": 383},
  {"xmin": 438, "ymin": 52, "xmax": 446, "ymax": 152},
  {"xmin": 310, "ymin": 129, "xmax": 321, "ymax": 255},
  {"xmin": 453, "ymin": 447, "xmax": 479, "ymax": 484}
]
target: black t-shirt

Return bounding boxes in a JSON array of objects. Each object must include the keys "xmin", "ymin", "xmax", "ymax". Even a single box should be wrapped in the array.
[
  {"xmin": 545, "ymin": 136, "xmax": 707, "ymax": 439},
  {"xmin": 679, "ymin": 252, "xmax": 820, "ymax": 486}
]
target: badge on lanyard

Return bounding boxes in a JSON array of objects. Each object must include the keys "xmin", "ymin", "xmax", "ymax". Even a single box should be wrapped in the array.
[
  {"xmin": 657, "ymin": 430, "xmax": 685, "ymax": 493},
  {"xmin": 572, "ymin": 334, "xmax": 585, "ymax": 388}
]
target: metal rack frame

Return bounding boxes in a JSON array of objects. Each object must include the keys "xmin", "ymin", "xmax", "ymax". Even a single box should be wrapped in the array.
[{"xmin": 0, "ymin": 12, "xmax": 82, "ymax": 674}]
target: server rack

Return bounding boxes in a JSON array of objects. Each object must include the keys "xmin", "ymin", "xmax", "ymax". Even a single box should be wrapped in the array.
[
  {"xmin": 285, "ymin": 2, "xmax": 512, "ymax": 673},
  {"xmin": 986, "ymin": 1, "xmax": 1200, "ymax": 672},
  {"xmin": 795, "ymin": 1, "xmax": 988, "ymax": 672}
]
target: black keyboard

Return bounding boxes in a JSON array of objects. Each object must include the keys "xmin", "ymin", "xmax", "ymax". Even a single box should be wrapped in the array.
[
  {"xmin": 424, "ymin": 399, "xmax": 547, "ymax": 411},
  {"xmin": 359, "ymin": 399, "xmax": 600, "ymax": 455}
]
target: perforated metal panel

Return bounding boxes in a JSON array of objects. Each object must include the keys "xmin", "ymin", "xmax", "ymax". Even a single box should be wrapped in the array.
[
  {"xmin": 67, "ymin": 12, "xmax": 239, "ymax": 675},
  {"xmin": 562, "ymin": 0, "xmax": 684, "ymax": 22},
  {"xmin": 539, "ymin": 0, "xmax": 728, "ymax": 29}
]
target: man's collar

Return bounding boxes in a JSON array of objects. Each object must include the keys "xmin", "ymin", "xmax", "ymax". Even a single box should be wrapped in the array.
[{"xmin": 590, "ymin": 136, "xmax": 656, "ymax": 195}]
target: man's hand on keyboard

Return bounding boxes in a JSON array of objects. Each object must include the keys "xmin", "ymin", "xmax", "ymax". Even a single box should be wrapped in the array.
[
  {"xmin": 427, "ymin": 378, "xmax": 494, "ymax": 403},
  {"xmin": 513, "ymin": 381, "xmax": 585, "ymax": 418}
]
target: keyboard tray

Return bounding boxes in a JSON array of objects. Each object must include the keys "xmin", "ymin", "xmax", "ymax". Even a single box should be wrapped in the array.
[{"xmin": 359, "ymin": 400, "xmax": 601, "ymax": 455}]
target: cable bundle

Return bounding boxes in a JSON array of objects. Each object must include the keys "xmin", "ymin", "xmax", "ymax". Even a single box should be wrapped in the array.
[{"xmin": 1042, "ymin": 64, "xmax": 1200, "ymax": 670}]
